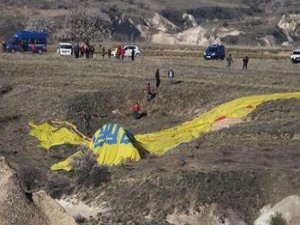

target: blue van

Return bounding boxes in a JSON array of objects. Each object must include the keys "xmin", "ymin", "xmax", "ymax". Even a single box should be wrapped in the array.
[
  {"xmin": 5, "ymin": 31, "xmax": 47, "ymax": 53},
  {"xmin": 203, "ymin": 44, "xmax": 225, "ymax": 60}
]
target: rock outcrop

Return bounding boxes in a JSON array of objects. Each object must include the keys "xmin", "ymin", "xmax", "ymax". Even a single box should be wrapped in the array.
[
  {"xmin": 254, "ymin": 195, "xmax": 300, "ymax": 225},
  {"xmin": 0, "ymin": 157, "xmax": 77, "ymax": 225}
]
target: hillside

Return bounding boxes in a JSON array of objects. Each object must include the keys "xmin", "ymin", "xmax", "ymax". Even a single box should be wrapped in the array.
[
  {"xmin": 1, "ymin": 0, "xmax": 300, "ymax": 46},
  {"xmin": 0, "ymin": 51, "xmax": 299, "ymax": 224}
]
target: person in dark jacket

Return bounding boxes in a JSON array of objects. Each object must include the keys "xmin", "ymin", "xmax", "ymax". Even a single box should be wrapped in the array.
[
  {"xmin": 107, "ymin": 48, "xmax": 112, "ymax": 59},
  {"xmin": 2, "ymin": 41, "xmax": 6, "ymax": 52},
  {"xmin": 74, "ymin": 44, "xmax": 80, "ymax": 59},
  {"xmin": 242, "ymin": 56, "xmax": 249, "ymax": 70},
  {"xmin": 155, "ymin": 69, "xmax": 161, "ymax": 88},
  {"xmin": 85, "ymin": 46, "xmax": 90, "ymax": 59},
  {"xmin": 131, "ymin": 48, "xmax": 135, "ymax": 61},
  {"xmin": 102, "ymin": 47, "xmax": 105, "ymax": 59}
]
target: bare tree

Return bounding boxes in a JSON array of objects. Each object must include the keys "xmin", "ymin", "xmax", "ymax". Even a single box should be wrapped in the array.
[
  {"xmin": 61, "ymin": 7, "xmax": 111, "ymax": 46},
  {"xmin": 25, "ymin": 16, "xmax": 57, "ymax": 38}
]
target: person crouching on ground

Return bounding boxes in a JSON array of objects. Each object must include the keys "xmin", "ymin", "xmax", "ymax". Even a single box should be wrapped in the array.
[{"xmin": 132, "ymin": 102, "xmax": 141, "ymax": 119}]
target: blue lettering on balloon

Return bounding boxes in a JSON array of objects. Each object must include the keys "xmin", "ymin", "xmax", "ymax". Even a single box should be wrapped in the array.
[{"xmin": 93, "ymin": 124, "xmax": 131, "ymax": 148}]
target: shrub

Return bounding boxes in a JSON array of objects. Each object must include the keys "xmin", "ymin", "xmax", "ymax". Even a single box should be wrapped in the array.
[
  {"xmin": 47, "ymin": 174, "xmax": 74, "ymax": 199},
  {"xmin": 270, "ymin": 212, "xmax": 287, "ymax": 225},
  {"xmin": 17, "ymin": 164, "xmax": 46, "ymax": 192},
  {"xmin": 73, "ymin": 151, "xmax": 111, "ymax": 187}
]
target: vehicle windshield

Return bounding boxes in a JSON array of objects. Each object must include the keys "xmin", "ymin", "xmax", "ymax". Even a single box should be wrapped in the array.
[
  {"xmin": 292, "ymin": 51, "xmax": 300, "ymax": 55},
  {"xmin": 207, "ymin": 47, "xmax": 217, "ymax": 52},
  {"xmin": 9, "ymin": 37, "xmax": 17, "ymax": 43},
  {"xmin": 60, "ymin": 45, "xmax": 72, "ymax": 49}
]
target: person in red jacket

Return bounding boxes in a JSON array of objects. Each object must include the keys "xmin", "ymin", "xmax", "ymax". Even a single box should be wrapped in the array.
[
  {"xmin": 145, "ymin": 83, "xmax": 153, "ymax": 101},
  {"xmin": 120, "ymin": 47, "xmax": 125, "ymax": 60},
  {"xmin": 132, "ymin": 102, "xmax": 141, "ymax": 119},
  {"xmin": 31, "ymin": 42, "xmax": 36, "ymax": 53}
]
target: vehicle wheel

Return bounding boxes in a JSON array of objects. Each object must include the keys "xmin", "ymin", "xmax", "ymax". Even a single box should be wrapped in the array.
[
  {"xmin": 135, "ymin": 53, "xmax": 140, "ymax": 57},
  {"xmin": 38, "ymin": 49, "xmax": 43, "ymax": 54},
  {"xmin": 11, "ymin": 49, "xmax": 15, "ymax": 53}
]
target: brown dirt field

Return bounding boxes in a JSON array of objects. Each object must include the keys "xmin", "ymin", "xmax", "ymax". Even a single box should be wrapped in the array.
[{"xmin": 0, "ymin": 51, "xmax": 299, "ymax": 224}]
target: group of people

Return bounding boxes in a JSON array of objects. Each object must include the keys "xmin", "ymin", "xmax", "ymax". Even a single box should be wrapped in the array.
[
  {"xmin": 73, "ymin": 44, "xmax": 95, "ymax": 59},
  {"xmin": 226, "ymin": 54, "xmax": 249, "ymax": 70},
  {"xmin": 72, "ymin": 44, "xmax": 136, "ymax": 61},
  {"xmin": 131, "ymin": 68, "xmax": 175, "ymax": 119}
]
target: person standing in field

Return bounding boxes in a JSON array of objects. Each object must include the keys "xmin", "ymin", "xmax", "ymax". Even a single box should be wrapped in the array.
[
  {"xmin": 167, "ymin": 69, "xmax": 174, "ymax": 84},
  {"xmin": 131, "ymin": 48, "xmax": 135, "ymax": 61},
  {"xmin": 226, "ymin": 54, "xmax": 233, "ymax": 69},
  {"xmin": 155, "ymin": 69, "xmax": 161, "ymax": 88},
  {"xmin": 31, "ymin": 41, "xmax": 36, "ymax": 53},
  {"xmin": 107, "ymin": 48, "xmax": 112, "ymax": 59},
  {"xmin": 145, "ymin": 83, "xmax": 154, "ymax": 101},
  {"xmin": 101, "ymin": 47, "xmax": 105, "ymax": 59},
  {"xmin": 80, "ymin": 44, "xmax": 85, "ymax": 57},
  {"xmin": 2, "ymin": 41, "xmax": 6, "ymax": 52},
  {"xmin": 242, "ymin": 56, "xmax": 249, "ymax": 70},
  {"xmin": 120, "ymin": 48, "xmax": 125, "ymax": 60},
  {"xmin": 74, "ymin": 43, "xmax": 80, "ymax": 59},
  {"xmin": 85, "ymin": 46, "xmax": 90, "ymax": 59}
]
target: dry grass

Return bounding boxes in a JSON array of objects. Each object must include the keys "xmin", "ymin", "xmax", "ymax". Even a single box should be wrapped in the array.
[{"xmin": 0, "ymin": 51, "xmax": 299, "ymax": 224}]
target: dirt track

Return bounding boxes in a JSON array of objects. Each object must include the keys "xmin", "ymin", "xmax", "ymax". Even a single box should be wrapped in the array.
[{"xmin": 0, "ymin": 52, "xmax": 299, "ymax": 224}]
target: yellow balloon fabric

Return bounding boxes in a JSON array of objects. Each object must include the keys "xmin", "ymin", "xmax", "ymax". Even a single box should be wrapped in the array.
[
  {"xmin": 29, "ymin": 120, "xmax": 90, "ymax": 149},
  {"xmin": 29, "ymin": 92, "xmax": 300, "ymax": 171},
  {"xmin": 135, "ymin": 92, "xmax": 300, "ymax": 155}
]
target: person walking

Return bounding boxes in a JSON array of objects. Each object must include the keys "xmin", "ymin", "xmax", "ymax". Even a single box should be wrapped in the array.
[
  {"xmin": 85, "ymin": 46, "xmax": 90, "ymax": 59},
  {"xmin": 131, "ymin": 102, "xmax": 141, "ymax": 119},
  {"xmin": 74, "ymin": 43, "xmax": 80, "ymax": 59},
  {"xmin": 145, "ymin": 83, "xmax": 154, "ymax": 101},
  {"xmin": 101, "ymin": 47, "xmax": 105, "ymax": 59},
  {"xmin": 226, "ymin": 54, "xmax": 233, "ymax": 69},
  {"xmin": 80, "ymin": 44, "xmax": 85, "ymax": 57},
  {"xmin": 90, "ymin": 46, "xmax": 95, "ymax": 58},
  {"xmin": 131, "ymin": 48, "xmax": 135, "ymax": 61},
  {"xmin": 2, "ymin": 41, "xmax": 6, "ymax": 52},
  {"xmin": 167, "ymin": 69, "xmax": 174, "ymax": 85},
  {"xmin": 120, "ymin": 48, "xmax": 125, "ymax": 60},
  {"xmin": 155, "ymin": 69, "xmax": 161, "ymax": 88},
  {"xmin": 242, "ymin": 56, "xmax": 249, "ymax": 70},
  {"xmin": 31, "ymin": 41, "xmax": 36, "ymax": 53},
  {"xmin": 107, "ymin": 48, "xmax": 112, "ymax": 59}
]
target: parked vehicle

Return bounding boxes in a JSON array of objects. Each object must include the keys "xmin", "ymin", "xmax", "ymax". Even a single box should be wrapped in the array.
[
  {"xmin": 4, "ymin": 31, "xmax": 47, "ymax": 53},
  {"xmin": 112, "ymin": 45, "xmax": 140, "ymax": 57},
  {"xmin": 57, "ymin": 42, "xmax": 73, "ymax": 56},
  {"xmin": 203, "ymin": 44, "xmax": 225, "ymax": 60},
  {"xmin": 290, "ymin": 49, "xmax": 300, "ymax": 63}
]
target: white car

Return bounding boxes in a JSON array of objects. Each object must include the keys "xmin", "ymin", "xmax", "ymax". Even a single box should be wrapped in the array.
[
  {"xmin": 112, "ymin": 45, "xmax": 140, "ymax": 57},
  {"xmin": 290, "ymin": 49, "xmax": 300, "ymax": 63},
  {"xmin": 57, "ymin": 42, "xmax": 73, "ymax": 56}
]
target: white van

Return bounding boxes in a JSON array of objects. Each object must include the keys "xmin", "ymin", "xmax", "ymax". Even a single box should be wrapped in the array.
[{"xmin": 57, "ymin": 42, "xmax": 73, "ymax": 56}]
